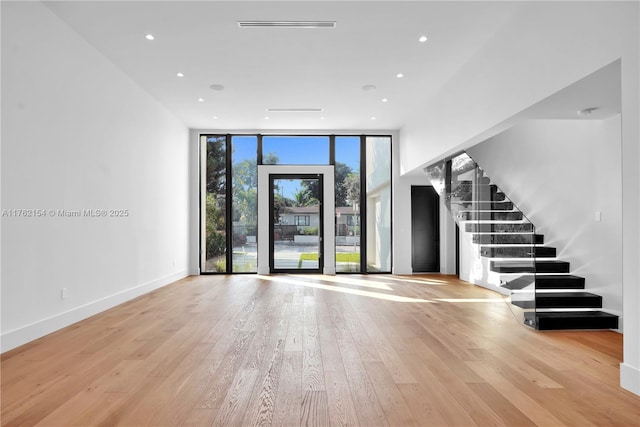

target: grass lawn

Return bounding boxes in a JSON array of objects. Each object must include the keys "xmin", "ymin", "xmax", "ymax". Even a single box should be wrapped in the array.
[{"xmin": 298, "ymin": 252, "xmax": 360, "ymax": 268}]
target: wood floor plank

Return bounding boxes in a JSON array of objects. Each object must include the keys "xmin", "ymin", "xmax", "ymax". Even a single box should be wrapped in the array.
[
  {"xmin": 316, "ymin": 292, "xmax": 360, "ymax": 427},
  {"xmin": 272, "ymin": 351, "xmax": 303, "ymax": 426},
  {"xmin": 242, "ymin": 296, "xmax": 290, "ymax": 426},
  {"xmin": 301, "ymin": 390, "xmax": 329, "ymax": 427},
  {"xmin": 302, "ymin": 294, "xmax": 325, "ymax": 392},
  {"xmin": 356, "ymin": 311, "xmax": 418, "ymax": 384},
  {"xmin": 284, "ymin": 284, "xmax": 305, "ymax": 353},
  {"xmin": 212, "ymin": 368, "xmax": 260, "ymax": 426},
  {"xmin": 364, "ymin": 361, "xmax": 420, "ymax": 426},
  {"xmin": 466, "ymin": 359, "xmax": 573, "ymax": 427},
  {"xmin": 396, "ymin": 382, "xmax": 451, "ymax": 427},
  {"xmin": 336, "ymin": 327, "xmax": 389, "ymax": 426},
  {"xmin": 467, "ymin": 382, "xmax": 538, "ymax": 427},
  {"xmin": 2, "ymin": 274, "xmax": 639, "ymax": 427},
  {"xmin": 398, "ymin": 352, "xmax": 479, "ymax": 427}
]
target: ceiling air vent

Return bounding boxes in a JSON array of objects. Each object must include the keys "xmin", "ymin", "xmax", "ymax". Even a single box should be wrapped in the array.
[
  {"xmin": 238, "ymin": 21, "xmax": 336, "ymax": 29},
  {"xmin": 266, "ymin": 108, "xmax": 323, "ymax": 113}
]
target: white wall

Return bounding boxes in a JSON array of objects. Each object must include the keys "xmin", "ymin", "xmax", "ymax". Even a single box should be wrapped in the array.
[
  {"xmin": 399, "ymin": 1, "xmax": 639, "ymax": 395},
  {"xmin": 467, "ymin": 117, "xmax": 623, "ymax": 317},
  {"xmin": 1, "ymin": 2, "xmax": 190, "ymax": 352}
]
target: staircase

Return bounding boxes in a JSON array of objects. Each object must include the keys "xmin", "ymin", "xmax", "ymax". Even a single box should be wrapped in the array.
[{"xmin": 426, "ymin": 152, "xmax": 619, "ymax": 331}]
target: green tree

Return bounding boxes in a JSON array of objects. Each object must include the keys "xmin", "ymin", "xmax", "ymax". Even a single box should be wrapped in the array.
[
  {"xmin": 272, "ymin": 192, "xmax": 292, "ymax": 224},
  {"xmin": 300, "ymin": 162, "xmax": 352, "ymax": 206},
  {"xmin": 343, "ymin": 172, "xmax": 361, "ymax": 206},
  {"xmin": 206, "ymin": 136, "xmax": 226, "ymax": 195},
  {"xmin": 204, "ymin": 136, "xmax": 227, "ymax": 262},
  {"xmin": 206, "ymin": 193, "xmax": 226, "ymax": 259},
  {"xmin": 231, "ymin": 153, "xmax": 279, "ymax": 227},
  {"xmin": 232, "ymin": 159, "xmax": 258, "ymax": 227},
  {"xmin": 334, "ymin": 162, "xmax": 353, "ymax": 207},
  {"xmin": 292, "ymin": 187, "xmax": 319, "ymax": 207}
]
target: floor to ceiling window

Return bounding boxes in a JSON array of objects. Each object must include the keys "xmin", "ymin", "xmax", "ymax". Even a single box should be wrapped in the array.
[
  {"xmin": 365, "ymin": 136, "xmax": 392, "ymax": 272},
  {"xmin": 262, "ymin": 135, "xmax": 329, "ymax": 165},
  {"xmin": 231, "ymin": 135, "xmax": 258, "ymax": 272},
  {"xmin": 335, "ymin": 136, "xmax": 362, "ymax": 272},
  {"xmin": 200, "ymin": 134, "xmax": 391, "ymax": 274},
  {"xmin": 201, "ymin": 135, "xmax": 227, "ymax": 273}
]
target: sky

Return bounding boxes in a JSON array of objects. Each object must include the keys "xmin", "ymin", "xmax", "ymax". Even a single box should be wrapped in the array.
[{"xmin": 231, "ymin": 135, "xmax": 360, "ymax": 170}]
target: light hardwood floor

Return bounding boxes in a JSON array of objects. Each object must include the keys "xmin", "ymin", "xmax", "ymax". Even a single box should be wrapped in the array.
[{"xmin": 2, "ymin": 274, "xmax": 639, "ymax": 426}]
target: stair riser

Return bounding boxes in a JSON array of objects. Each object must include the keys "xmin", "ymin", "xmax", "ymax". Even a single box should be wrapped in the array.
[
  {"xmin": 536, "ymin": 296, "xmax": 602, "ymax": 308},
  {"xmin": 525, "ymin": 313, "xmax": 619, "ymax": 330},
  {"xmin": 513, "ymin": 295, "xmax": 602, "ymax": 309},
  {"xmin": 536, "ymin": 276, "xmax": 585, "ymax": 289}
]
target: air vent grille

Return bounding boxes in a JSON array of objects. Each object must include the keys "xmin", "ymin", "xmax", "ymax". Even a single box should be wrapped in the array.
[
  {"xmin": 238, "ymin": 21, "xmax": 336, "ymax": 29},
  {"xmin": 266, "ymin": 108, "xmax": 323, "ymax": 113}
]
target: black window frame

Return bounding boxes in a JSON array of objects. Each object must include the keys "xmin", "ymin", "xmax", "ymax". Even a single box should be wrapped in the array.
[{"xmin": 199, "ymin": 133, "xmax": 392, "ymax": 274}]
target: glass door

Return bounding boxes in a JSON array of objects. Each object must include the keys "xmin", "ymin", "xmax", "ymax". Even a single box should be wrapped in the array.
[{"xmin": 269, "ymin": 174, "xmax": 323, "ymax": 273}]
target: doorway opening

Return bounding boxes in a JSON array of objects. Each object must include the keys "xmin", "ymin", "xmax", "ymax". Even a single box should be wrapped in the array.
[{"xmin": 269, "ymin": 174, "xmax": 323, "ymax": 273}]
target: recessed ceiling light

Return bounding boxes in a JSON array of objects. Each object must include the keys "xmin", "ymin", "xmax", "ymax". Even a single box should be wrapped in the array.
[
  {"xmin": 209, "ymin": 84, "xmax": 225, "ymax": 91},
  {"xmin": 213, "ymin": 116, "xmax": 219, "ymax": 120},
  {"xmin": 371, "ymin": 117, "xmax": 377, "ymax": 120},
  {"xmin": 362, "ymin": 84, "xmax": 377, "ymax": 92},
  {"xmin": 145, "ymin": 34, "xmax": 155, "ymax": 40},
  {"xmin": 198, "ymin": 98, "xmax": 204, "ymax": 102},
  {"xmin": 577, "ymin": 107, "xmax": 599, "ymax": 116},
  {"xmin": 419, "ymin": 35, "xmax": 428, "ymax": 42},
  {"xmin": 396, "ymin": 73, "xmax": 404, "ymax": 78},
  {"xmin": 176, "ymin": 72, "xmax": 184, "ymax": 77},
  {"xmin": 264, "ymin": 116, "xmax": 270, "ymax": 120},
  {"xmin": 381, "ymin": 98, "xmax": 388, "ymax": 102},
  {"xmin": 320, "ymin": 117, "xmax": 325, "ymax": 120}
]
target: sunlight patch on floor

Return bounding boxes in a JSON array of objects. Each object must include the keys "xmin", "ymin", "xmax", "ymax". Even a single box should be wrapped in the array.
[
  {"xmin": 257, "ymin": 275, "xmax": 434, "ymax": 303},
  {"xmin": 379, "ymin": 275, "xmax": 449, "ymax": 286},
  {"xmin": 289, "ymin": 274, "xmax": 394, "ymax": 290}
]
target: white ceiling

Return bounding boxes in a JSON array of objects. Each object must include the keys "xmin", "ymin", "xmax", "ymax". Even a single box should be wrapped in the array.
[
  {"xmin": 43, "ymin": 0, "xmax": 621, "ymax": 152},
  {"xmin": 43, "ymin": 1, "xmax": 524, "ymax": 131}
]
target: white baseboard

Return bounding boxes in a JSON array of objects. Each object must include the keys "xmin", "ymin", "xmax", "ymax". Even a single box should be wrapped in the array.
[
  {"xmin": 1, "ymin": 270, "xmax": 189, "ymax": 353},
  {"xmin": 620, "ymin": 363, "xmax": 640, "ymax": 396}
]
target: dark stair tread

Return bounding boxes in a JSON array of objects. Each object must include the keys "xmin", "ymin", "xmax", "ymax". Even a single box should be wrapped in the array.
[
  {"xmin": 491, "ymin": 260, "xmax": 570, "ymax": 273},
  {"xmin": 502, "ymin": 274, "xmax": 585, "ymax": 290},
  {"xmin": 458, "ymin": 211, "xmax": 523, "ymax": 221},
  {"xmin": 451, "ymin": 201, "xmax": 514, "ymax": 210},
  {"xmin": 525, "ymin": 311, "xmax": 619, "ymax": 330},
  {"xmin": 536, "ymin": 275, "xmax": 585, "ymax": 289},
  {"xmin": 512, "ymin": 292, "xmax": 603, "ymax": 309},
  {"xmin": 466, "ymin": 223, "xmax": 534, "ymax": 233},
  {"xmin": 481, "ymin": 246, "xmax": 556, "ymax": 258},
  {"xmin": 473, "ymin": 233, "xmax": 544, "ymax": 244}
]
